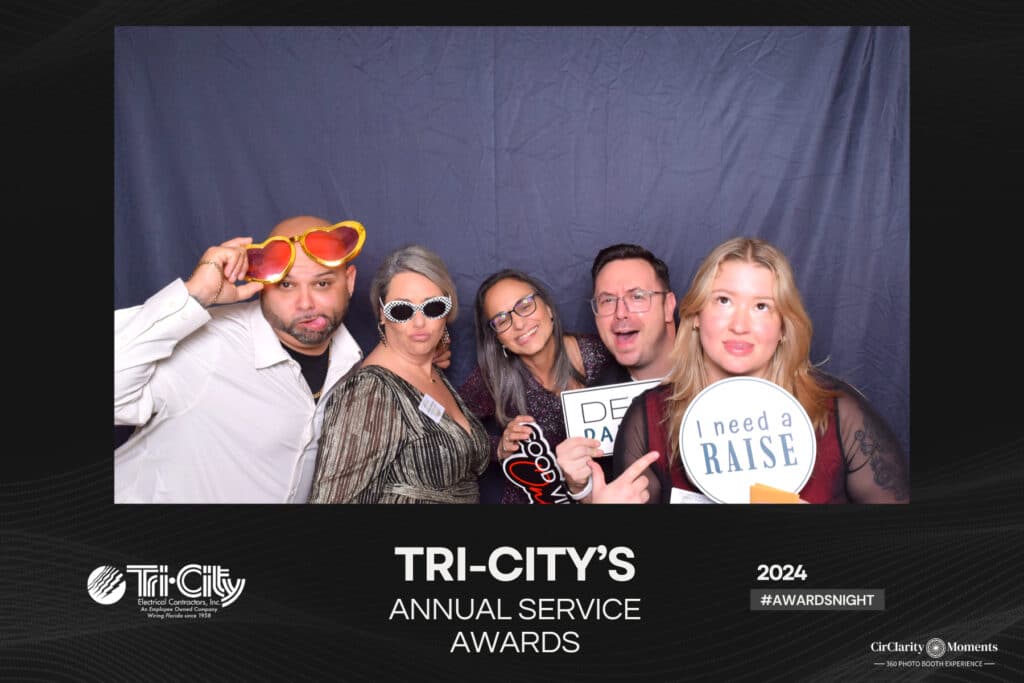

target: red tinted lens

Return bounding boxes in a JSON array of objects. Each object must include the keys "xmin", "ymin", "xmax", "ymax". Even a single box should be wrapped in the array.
[
  {"xmin": 246, "ymin": 240, "xmax": 294, "ymax": 282},
  {"xmin": 304, "ymin": 226, "xmax": 360, "ymax": 264}
]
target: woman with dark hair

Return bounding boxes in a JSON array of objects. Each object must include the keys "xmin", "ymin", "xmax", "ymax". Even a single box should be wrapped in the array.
[{"xmin": 457, "ymin": 269, "xmax": 617, "ymax": 504}]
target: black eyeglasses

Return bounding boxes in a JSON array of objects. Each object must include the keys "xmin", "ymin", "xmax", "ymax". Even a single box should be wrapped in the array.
[
  {"xmin": 590, "ymin": 288, "xmax": 669, "ymax": 317},
  {"xmin": 488, "ymin": 293, "xmax": 538, "ymax": 333},
  {"xmin": 380, "ymin": 296, "xmax": 452, "ymax": 323}
]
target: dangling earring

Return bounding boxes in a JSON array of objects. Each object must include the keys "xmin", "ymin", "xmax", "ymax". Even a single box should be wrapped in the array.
[
  {"xmin": 377, "ymin": 321, "xmax": 387, "ymax": 347},
  {"xmin": 501, "ymin": 345, "xmax": 509, "ymax": 359},
  {"xmin": 442, "ymin": 326, "xmax": 451, "ymax": 347}
]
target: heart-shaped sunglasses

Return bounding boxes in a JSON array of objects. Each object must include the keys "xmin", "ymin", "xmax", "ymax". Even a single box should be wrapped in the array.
[{"xmin": 244, "ymin": 220, "xmax": 366, "ymax": 284}]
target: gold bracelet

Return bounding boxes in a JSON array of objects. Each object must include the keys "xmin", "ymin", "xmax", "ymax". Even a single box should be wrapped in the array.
[{"xmin": 191, "ymin": 260, "xmax": 224, "ymax": 307}]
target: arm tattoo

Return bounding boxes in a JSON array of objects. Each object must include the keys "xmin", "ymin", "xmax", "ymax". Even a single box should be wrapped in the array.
[{"xmin": 853, "ymin": 421, "xmax": 909, "ymax": 502}]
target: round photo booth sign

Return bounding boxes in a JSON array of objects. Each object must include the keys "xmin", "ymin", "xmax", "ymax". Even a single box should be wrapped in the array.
[{"xmin": 678, "ymin": 377, "xmax": 816, "ymax": 504}]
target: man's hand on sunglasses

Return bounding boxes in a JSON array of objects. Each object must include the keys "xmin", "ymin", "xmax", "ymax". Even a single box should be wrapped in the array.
[{"xmin": 186, "ymin": 237, "xmax": 265, "ymax": 308}]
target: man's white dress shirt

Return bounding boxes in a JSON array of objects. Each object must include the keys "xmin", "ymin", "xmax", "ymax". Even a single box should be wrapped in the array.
[{"xmin": 114, "ymin": 279, "xmax": 362, "ymax": 503}]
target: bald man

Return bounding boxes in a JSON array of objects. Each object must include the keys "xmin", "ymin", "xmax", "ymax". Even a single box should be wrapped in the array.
[{"xmin": 114, "ymin": 216, "xmax": 365, "ymax": 503}]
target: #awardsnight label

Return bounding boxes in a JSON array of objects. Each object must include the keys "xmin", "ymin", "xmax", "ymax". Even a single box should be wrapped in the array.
[{"xmin": 678, "ymin": 377, "xmax": 816, "ymax": 504}]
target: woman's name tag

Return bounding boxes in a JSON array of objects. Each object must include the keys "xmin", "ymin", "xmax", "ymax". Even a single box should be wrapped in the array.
[
  {"xmin": 418, "ymin": 394, "xmax": 445, "ymax": 423},
  {"xmin": 670, "ymin": 488, "xmax": 715, "ymax": 504}
]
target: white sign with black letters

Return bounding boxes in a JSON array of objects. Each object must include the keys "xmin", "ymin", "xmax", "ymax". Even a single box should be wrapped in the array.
[
  {"xmin": 678, "ymin": 376, "xmax": 816, "ymax": 503},
  {"xmin": 561, "ymin": 379, "xmax": 660, "ymax": 456}
]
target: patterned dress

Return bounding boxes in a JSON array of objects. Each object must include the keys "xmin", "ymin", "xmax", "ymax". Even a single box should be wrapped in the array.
[
  {"xmin": 309, "ymin": 365, "xmax": 490, "ymax": 503},
  {"xmin": 458, "ymin": 333, "xmax": 616, "ymax": 504}
]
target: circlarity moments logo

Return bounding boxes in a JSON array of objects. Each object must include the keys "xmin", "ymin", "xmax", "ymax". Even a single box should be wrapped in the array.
[
  {"xmin": 871, "ymin": 635, "xmax": 999, "ymax": 671},
  {"xmin": 926, "ymin": 637, "xmax": 947, "ymax": 659}
]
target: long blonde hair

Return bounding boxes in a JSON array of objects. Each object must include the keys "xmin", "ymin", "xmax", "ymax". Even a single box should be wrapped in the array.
[{"xmin": 665, "ymin": 237, "xmax": 836, "ymax": 461}]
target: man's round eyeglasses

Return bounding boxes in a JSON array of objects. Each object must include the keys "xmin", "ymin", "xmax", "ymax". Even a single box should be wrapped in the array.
[
  {"xmin": 488, "ymin": 293, "xmax": 538, "ymax": 333},
  {"xmin": 590, "ymin": 288, "xmax": 669, "ymax": 316}
]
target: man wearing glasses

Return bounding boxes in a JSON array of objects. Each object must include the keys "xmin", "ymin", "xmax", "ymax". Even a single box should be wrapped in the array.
[
  {"xmin": 589, "ymin": 243, "xmax": 677, "ymax": 384},
  {"xmin": 114, "ymin": 215, "xmax": 368, "ymax": 503},
  {"xmin": 554, "ymin": 244, "xmax": 678, "ymax": 499}
]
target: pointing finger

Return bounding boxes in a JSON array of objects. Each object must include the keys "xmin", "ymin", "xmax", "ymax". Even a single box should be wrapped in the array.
[{"xmin": 622, "ymin": 451, "xmax": 659, "ymax": 482}]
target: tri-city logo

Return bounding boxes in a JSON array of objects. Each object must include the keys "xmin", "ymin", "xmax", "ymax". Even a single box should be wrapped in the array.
[
  {"xmin": 87, "ymin": 564, "xmax": 246, "ymax": 617},
  {"xmin": 87, "ymin": 566, "xmax": 126, "ymax": 605}
]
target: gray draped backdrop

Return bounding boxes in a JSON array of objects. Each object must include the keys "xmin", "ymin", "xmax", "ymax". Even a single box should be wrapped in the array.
[{"xmin": 114, "ymin": 26, "xmax": 910, "ymax": 458}]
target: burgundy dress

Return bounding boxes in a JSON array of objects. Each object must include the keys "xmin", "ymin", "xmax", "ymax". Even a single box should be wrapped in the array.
[
  {"xmin": 613, "ymin": 375, "xmax": 909, "ymax": 504},
  {"xmin": 458, "ymin": 333, "xmax": 615, "ymax": 504}
]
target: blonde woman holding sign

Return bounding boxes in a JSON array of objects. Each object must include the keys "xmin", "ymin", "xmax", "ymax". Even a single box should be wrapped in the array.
[{"xmin": 574, "ymin": 237, "xmax": 908, "ymax": 504}]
